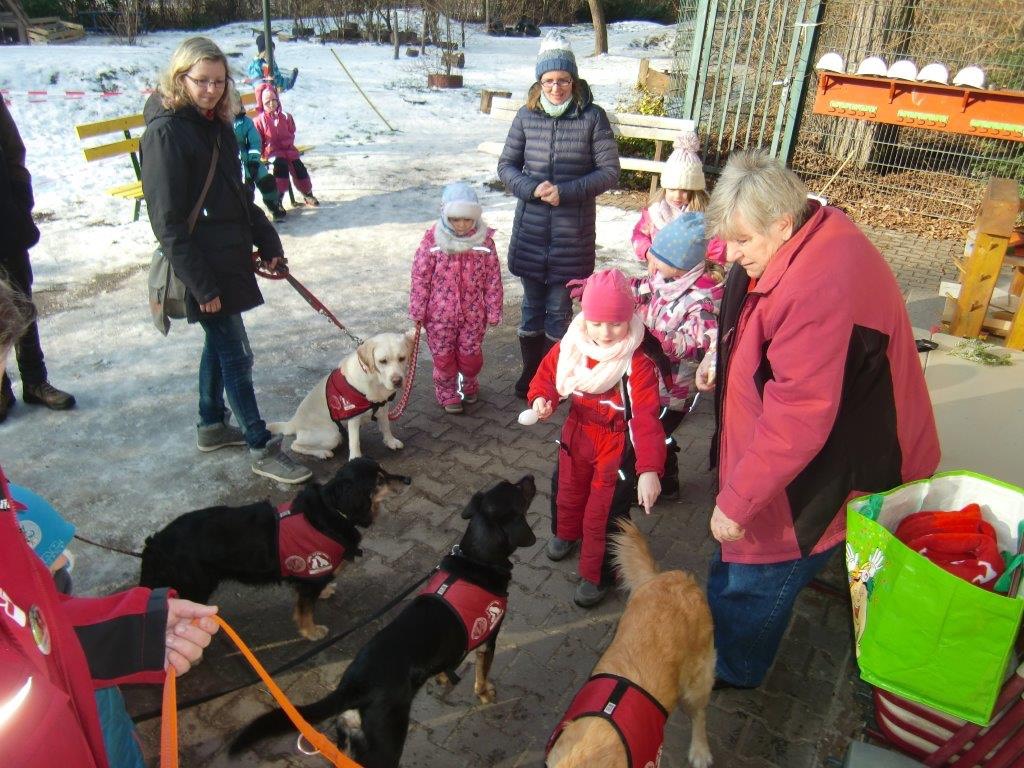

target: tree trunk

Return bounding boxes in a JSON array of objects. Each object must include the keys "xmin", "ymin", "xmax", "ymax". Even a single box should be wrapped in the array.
[
  {"xmin": 392, "ymin": 6, "xmax": 399, "ymax": 60},
  {"xmin": 588, "ymin": 0, "xmax": 607, "ymax": 55}
]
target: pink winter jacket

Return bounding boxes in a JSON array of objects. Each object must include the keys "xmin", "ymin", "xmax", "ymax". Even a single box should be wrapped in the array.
[
  {"xmin": 632, "ymin": 206, "xmax": 727, "ymax": 265},
  {"xmin": 253, "ymin": 83, "xmax": 300, "ymax": 161},
  {"xmin": 409, "ymin": 225, "xmax": 503, "ymax": 327},
  {"xmin": 715, "ymin": 203, "xmax": 940, "ymax": 564}
]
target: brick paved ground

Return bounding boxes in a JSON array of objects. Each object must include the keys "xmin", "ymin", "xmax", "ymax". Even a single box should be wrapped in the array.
[{"xmin": 124, "ymin": 226, "xmax": 956, "ymax": 768}]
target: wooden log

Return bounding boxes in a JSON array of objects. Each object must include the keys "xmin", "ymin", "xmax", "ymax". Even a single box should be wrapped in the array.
[
  {"xmin": 479, "ymin": 89, "xmax": 512, "ymax": 114},
  {"xmin": 975, "ymin": 177, "xmax": 1020, "ymax": 237},
  {"xmin": 949, "ymin": 229, "xmax": 1009, "ymax": 339}
]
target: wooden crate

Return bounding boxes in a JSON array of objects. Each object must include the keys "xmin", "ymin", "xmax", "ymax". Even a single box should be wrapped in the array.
[{"xmin": 26, "ymin": 16, "xmax": 84, "ymax": 44}]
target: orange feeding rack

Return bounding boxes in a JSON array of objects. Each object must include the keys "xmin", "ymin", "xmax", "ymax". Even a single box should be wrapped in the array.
[{"xmin": 812, "ymin": 72, "xmax": 1024, "ymax": 143}]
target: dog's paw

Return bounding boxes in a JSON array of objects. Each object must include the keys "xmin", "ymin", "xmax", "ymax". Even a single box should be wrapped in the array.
[
  {"xmin": 384, "ymin": 437, "xmax": 404, "ymax": 451},
  {"xmin": 474, "ymin": 680, "xmax": 496, "ymax": 704},
  {"xmin": 300, "ymin": 624, "xmax": 329, "ymax": 641},
  {"xmin": 435, "ymin": 672, "xmax": 453, "ymax": 687},
  {"xmin": 688, "ymin": 743, "xmax": 713, "ymax": 768},
  {"xmin": 320, "ymin": 582, "xmax": 337, "ymax": 600}
]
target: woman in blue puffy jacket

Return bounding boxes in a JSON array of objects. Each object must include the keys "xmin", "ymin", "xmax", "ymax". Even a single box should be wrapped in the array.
[{"xmin": 498, "ymin": 32, "xmax": 620, "ymax": 398}]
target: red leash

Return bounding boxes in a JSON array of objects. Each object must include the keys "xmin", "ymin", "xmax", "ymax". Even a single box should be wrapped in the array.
[
  {"xmin": 253, "ymin": 253, "xmax": 363, "ymax": 346},
  {"xmin": 253, "ymin": 253, "xmax": 419, "ymax": 421}
]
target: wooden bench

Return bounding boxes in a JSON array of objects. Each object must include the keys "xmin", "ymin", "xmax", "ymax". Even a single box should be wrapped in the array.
[
  {"xmin": 478, "ymin": 96, "xmax": 695, "ymax": 194},
  {"xmin": 76, "ymin": 91, "xmax": 313, "ymax": 219}
]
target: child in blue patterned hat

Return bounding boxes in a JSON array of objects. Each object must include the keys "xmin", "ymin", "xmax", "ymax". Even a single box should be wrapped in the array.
[{"xmin": 630, "ymin": 211, "xmax": 725, "ymax": 498}]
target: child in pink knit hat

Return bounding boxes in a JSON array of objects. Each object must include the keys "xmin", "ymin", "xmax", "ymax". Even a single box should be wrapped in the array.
[
  {"xmin": 526, "ymin": 268, "xmax": 666, "ymax": 608},
  {"xmin": 631, "ymin": 129, "xmax": 725, "ymax": 273}
]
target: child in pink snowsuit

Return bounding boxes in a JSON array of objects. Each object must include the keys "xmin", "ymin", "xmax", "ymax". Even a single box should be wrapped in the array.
[
  {"xmin": 409, "ymin": 182, "xmax": 503, "ymax": 414},
  {"xmin": 632, "ymin": 129, "xmax": 715, "ymax": 273},
  {"xmin": 253, "ymin": 82, "xmax": 318, "ymax": 207}
]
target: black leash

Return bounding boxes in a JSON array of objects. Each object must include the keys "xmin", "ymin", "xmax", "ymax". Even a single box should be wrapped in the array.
[
  {"xmin": 131, "ymin": 568, "xmax": 433, "ymax": 723},
  {"xmin": 74, "ymin": 533, "xmax": 142, "ymax": 559}
]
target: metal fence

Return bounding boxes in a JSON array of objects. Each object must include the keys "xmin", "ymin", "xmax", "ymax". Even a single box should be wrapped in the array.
[{"xmin": 670, "ymin": 0, "xmax": 1024, "ymax": 238}]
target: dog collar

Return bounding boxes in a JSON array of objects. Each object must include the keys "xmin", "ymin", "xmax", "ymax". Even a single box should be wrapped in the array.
[{"xmin": 546, "ymin": 673, "xmax": 668, "ymax": 768}]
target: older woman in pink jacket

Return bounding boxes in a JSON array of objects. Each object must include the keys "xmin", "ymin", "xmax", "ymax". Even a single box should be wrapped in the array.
[
  {"xmin": 253, "ymin": 82, "xmax": 317, "ymax": 206},
  {"xmin": 409, "ymin": 183, "xmax": 502, "ymax": 413}
]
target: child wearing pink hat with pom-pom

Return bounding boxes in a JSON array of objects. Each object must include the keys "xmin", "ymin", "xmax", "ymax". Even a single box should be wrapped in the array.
[
  {"xmin": 632, "ymin": 129, "xmax": 725, "ymax": 273},
  {"xmin": 526, "ymin": 269, "xmax": 665, "ymax": 608}
]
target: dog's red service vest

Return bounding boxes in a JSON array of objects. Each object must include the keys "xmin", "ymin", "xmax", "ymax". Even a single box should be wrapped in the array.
[
  {"xmin": 546, "ymin": 673, "xmax": 668, "ymax": 768},
  {"xmin": 419, "ymin": 570, "xmax": 506, "ymax": 651},
  {"xmin": 326, "ymin": 369, "xmax": 385, "ymax": 424},
  {"xmin": 276, "ymin": 502, "xmax": 344, "ymax": 579}
]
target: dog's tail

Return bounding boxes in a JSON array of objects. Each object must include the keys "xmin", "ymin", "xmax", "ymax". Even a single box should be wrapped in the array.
[
  {"xmin": 228, "ymin": 687, "xmax": 357, "ymax": 756},
  {"xmin": 610, "ymin": 519, "xmax": 660, "ymax": 596},
  {"xmin": 266, "ymin": 419, "xmax": 294, "ymax": 436}
]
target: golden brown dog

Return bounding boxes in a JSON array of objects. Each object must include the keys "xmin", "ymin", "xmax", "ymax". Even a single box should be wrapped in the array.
[{"xmin": 546, "ymin": 520, "xmax": 715, "ymax": 768}]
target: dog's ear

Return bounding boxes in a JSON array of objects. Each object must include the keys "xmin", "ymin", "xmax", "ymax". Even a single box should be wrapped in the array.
[
  {"xmin": 404, "ymin": 328, "xmax": 417, "ymax": 355},
  {"xmin": 461, "ymin": 491, "xmax": 483, "ymax": 519},
  {"xmin": 356, "ymin": 339, "xmax": 378, "ymax": 373}
]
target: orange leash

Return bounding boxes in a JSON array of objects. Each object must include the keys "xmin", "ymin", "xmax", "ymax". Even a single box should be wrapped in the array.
[{"xmin": 160, "ymin": 615, "xmax": 362, "ymax": 767}]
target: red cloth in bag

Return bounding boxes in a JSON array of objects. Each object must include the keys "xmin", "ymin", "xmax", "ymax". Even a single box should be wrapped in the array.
[{"xmin": 895, "ymin": 504, "xmax": 1004, "ymax": 589}]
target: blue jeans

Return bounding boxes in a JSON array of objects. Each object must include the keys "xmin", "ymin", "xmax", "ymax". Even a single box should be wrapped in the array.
[
  {"xmin": 519, "ymin": 277, "xmax": 573, "ymax": 340},
  {"xmin": 197, "ymin": 313, "xmax": 271, "ymax": 450},
  {"xmin": 707, "ymin": 545, "xmax": 839, "ymax": 687},
  {"xmin": 95, "ymin": 687, "xmax": 144, "ymax": 768}
]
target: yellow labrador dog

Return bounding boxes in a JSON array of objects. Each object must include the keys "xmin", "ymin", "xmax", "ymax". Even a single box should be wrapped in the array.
[{"xmin": 269, "ymin": 331, "xmax": 415, "ymax": 461}]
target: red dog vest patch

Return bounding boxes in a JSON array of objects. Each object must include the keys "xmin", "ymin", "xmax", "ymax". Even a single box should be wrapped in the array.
[
  {"xmin": 276, "ymin": 502, "xmax": 345, "ymax": 579},
  {"xmin": 546, "ymin": 673, "xmax": 668, "ymax": 768},
  {"xmin": 419, "ymin": 569, "xmax": 506, "ymax": 651},
  {"xmin": 326, "ymin": 369, "xmax": 380, "ymax": 423}
]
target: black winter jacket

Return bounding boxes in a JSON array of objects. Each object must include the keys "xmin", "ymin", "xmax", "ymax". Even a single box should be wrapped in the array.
[
  {"xmin": 497, "ymin": 81, "xmax": 619, "ymax": 285},
  {"xmin": 140, "ymin": 93, "xmax": 282, "ymax": 323},
  {"xmin": 0, "ymin": 99, "xmax": 40, "ymax": 270}
]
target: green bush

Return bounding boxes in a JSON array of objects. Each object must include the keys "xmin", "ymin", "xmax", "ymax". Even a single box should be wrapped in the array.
[
  {"xmin": 23, "ymin": 0, "xmax": 69, "ymax": 17},
  {"xmin": 614, "ymin": 85, "xmax": 666, "ymax": 191}
]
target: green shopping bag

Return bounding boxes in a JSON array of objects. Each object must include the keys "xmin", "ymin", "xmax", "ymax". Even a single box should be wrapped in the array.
[{"xmin": 846, "ymin": 471, "xmax": 1024, "ymax": 725}]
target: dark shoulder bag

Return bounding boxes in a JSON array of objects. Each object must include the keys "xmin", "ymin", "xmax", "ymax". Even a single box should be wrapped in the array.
[{"xmin": 148, "ymin": 135, "xmax": 221, "ymax": 336}]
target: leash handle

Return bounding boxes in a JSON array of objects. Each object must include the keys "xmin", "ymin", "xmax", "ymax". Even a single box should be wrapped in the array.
[
  {"xmin": 388, "ymin": 323, "xmax": 421, "ymax": 421},
  {"xmin": 160, "ymin": 615, "xmax": 362, "ymax": 768}
]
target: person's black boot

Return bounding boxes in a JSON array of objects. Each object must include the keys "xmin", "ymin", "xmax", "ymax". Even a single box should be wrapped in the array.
[
  {"xmin": 23, "ymin": 381, "xmax": 76, "ymax": 410},
  {"xmin": 661, "ymin": 439, "xmax": 681, "ymax": 500},
  {"xmin": 0, "ymin": 373, "xmax": 14, "ymax": 423},
  {"xmin": 514, "ymin": 334, "xmax": 547, "ymax": 400}
]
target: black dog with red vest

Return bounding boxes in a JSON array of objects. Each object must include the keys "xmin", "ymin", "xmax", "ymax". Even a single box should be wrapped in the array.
[
  {"xmin": 140, "ymin": 457, "xmax": 410, "ymax": 641},
  {"xmin": 230, "ymin": 474, "xmax": 537, "ymax": 768}
]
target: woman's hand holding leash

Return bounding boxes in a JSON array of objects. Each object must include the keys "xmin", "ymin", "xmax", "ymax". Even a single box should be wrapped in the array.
[
  {"xmin": 637, "ymin": 471, "xmax": 660, "ymax": 515},
  {"xmin": 695, "ymin": 353, "xmax": 716, "ymax": 392}
]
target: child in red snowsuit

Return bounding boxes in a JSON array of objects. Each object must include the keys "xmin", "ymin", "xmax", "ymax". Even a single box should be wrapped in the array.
[
  {"xmin": 527, "ymin": 269, "xmax": 666, "ymax": 607},
  {"xmin": 409, "ymin": 182, "xmax": 503, "ymax": 413},
  {"xmin": 253, "ymin": 82, "xmax": 318, "ymax": 207}
]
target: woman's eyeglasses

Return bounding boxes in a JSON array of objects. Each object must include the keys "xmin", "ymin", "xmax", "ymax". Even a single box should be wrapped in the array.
[
  {"xmin": 540, "ymin": 78, "xmax": 572, "ymax": 90},
  {"xmin": 185, "ymin": 75, "xmax": 227, "ymax": 90}
]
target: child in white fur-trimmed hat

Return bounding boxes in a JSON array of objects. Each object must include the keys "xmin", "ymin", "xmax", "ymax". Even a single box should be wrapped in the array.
[
  {"xmin": 408, "ymin": 183, "xmax": 503, "ymax": 414},
  {"xmin": 631, "ymin": 129, "xmax": 717, "ymax": 273}
]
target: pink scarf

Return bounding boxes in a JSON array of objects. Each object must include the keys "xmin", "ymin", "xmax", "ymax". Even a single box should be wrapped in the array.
[{"xmin": 555, "ymin": 315, "xmax": 645, "ymax": 398}]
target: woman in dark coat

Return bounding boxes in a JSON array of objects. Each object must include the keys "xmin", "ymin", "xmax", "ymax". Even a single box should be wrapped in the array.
[
  {"xmin": 498, "ymin": 32, "xmax": 620, "ymax": 397},
  {"xmin": 141, "ymin": 36, "xmax": 309, "ymax": 484}
]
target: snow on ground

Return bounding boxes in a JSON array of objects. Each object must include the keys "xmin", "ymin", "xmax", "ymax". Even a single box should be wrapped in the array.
[{"xmin": 1, "ymin": 20, "xmax": 672, "ymax": 591}]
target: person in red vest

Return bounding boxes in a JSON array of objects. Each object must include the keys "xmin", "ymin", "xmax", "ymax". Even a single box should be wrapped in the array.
[{"xmin": 0, "ymin": 277, "xmax": 221, "ymax": 766}]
